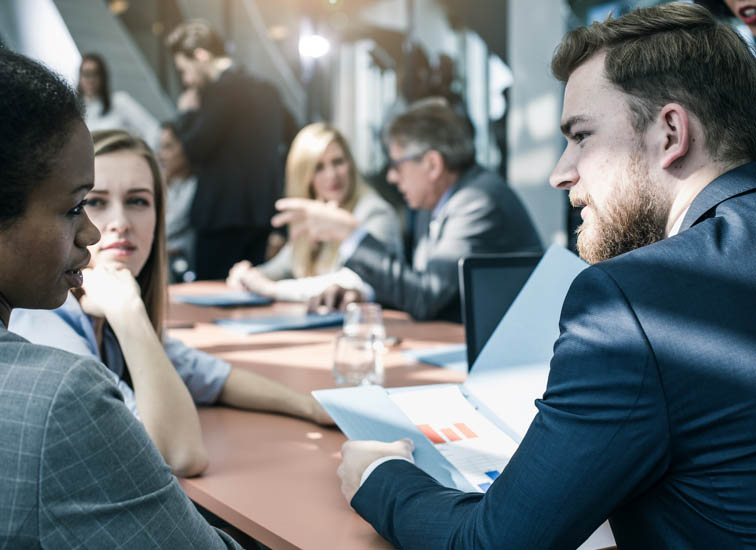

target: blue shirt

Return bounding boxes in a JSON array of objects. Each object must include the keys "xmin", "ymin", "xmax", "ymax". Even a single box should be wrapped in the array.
[{"xmin": 8, "ymin": 293, "xmax": 231, "ymax": 419}]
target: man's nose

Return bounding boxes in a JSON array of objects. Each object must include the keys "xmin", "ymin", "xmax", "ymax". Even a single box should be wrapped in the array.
[{"xmin": 549, "ymin": 150, "xmax": 578, "ymax": 190}]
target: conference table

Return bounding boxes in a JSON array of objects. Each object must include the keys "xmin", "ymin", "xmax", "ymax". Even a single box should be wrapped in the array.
[{"xmin": 167, "ymin": 281, "xmax": 466, "ymax": 550}]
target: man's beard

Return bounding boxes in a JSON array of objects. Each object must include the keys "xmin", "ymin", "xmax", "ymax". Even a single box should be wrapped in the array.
[{"xmin": 574, "ymin": 153, "xmax": 670, "ymax": 264}]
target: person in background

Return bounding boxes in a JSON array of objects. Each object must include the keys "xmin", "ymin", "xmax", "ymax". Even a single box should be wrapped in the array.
[
  {"xmin": 227, "ymin": 123, "xmax": 402, "ymax": 302},
  {"xmin": 0, "ymin": 47, "xmax": 241, "ymax": 549},
  {"xmin": 158, "ymin": 121, "xmax": 197, "ymax": 282},
  {"xmin": 337, "ymin": 4, "xmax": 756, "ymax": 547},
  {"xmin": 166, "ymin": 20, "xmax": 286, "ymax": 280},
  {"xmin": 724, "ymin": 0, "xmax": 756, "ymax": 34},
  {"xmin": 695, "ymin": 0, "xmax": 756, "ymax": 35},
  {"xmin": 10, "ymin": 129, "xmax": 331, "ymax": 478},
  {"xmin": 77, "ymin": 53, "xmax": 160, "ymax": 148},
  {"xmin": 277, "ymin": 98, "xmax": 542, "ymax": 322}
]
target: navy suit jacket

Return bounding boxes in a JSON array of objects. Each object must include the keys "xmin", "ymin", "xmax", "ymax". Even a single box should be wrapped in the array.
[{"xmin": 352, "ymin": 163, "xmax": 756, "ymax": 549}]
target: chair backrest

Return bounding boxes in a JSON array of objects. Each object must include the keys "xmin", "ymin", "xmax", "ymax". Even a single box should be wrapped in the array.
[{"xmin": 458, "ymin": 252, "xmax": 542, "ymax": 369}]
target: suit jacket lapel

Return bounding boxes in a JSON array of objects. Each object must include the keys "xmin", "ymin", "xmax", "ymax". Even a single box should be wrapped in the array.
[{"xmin": 681, "ymin": 162, "xmax": 756, "ymax": 231}]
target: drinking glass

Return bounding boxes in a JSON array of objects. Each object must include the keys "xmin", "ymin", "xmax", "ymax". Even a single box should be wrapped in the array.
[
  {"xmin": 332, "ymin": 333, "xmax": 383, "ymax": 386},
  {"xmin": 343, "ymin": 302, "xmax": 386, "ymax": 340}
]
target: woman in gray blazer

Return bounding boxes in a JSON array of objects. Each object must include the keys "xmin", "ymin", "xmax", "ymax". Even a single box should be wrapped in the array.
[
  {"xmin": 227, "ymin": 123, "xmax": 403, "ymax": 301},
  {"xmin": 0, "ymin": 48, "xmax": 241, "ymax": 549}
]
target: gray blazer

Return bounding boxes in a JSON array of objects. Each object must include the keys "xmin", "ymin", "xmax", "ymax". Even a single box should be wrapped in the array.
[
  {"xmin": 345, "ymin": 165, "xmax": 542, "ymax": 321},
  {"xmin": 0, "ymin": 327, "xmax": 241, "ymax": 549}
]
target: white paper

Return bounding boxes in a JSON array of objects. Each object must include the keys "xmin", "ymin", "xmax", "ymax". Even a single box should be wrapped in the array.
[{"xmin": 389, "ymin": 385, "xmax": 519, "ymax": 492}]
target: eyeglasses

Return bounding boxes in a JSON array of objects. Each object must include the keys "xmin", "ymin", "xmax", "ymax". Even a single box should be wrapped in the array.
[
  {"xmin": 80, "ymin": 70, "xmax": 101, "ymax": 78},
  {"xmin": 387, "ymin": 150, "xmax": 428, "ymax": 170}
]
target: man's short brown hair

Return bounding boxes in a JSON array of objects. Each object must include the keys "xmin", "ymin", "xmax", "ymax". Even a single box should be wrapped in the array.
[
  {"xmin": 552, "ymin": 2, "xmax": 756, "ymax": 165},
  {"xmin": 165, "ymin": 20, "xmax": 227, "ymax": 58},
  {"xmin": 386, "ymin": 97, "xmax": 476, "ymax": 173}
]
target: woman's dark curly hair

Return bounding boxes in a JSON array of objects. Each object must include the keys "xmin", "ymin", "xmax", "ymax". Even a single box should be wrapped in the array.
[{"xmin": 0, "ymin": 47, "xmax": 83, "ymax": 228}]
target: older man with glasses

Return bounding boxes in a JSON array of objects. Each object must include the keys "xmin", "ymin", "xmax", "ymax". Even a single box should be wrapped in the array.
[{"xmin": 274, "ymin": 98, "xmax": 542, "ymax": 322}]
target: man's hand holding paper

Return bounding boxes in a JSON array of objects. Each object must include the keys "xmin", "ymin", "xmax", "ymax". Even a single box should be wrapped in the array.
[{"xmin": 338, "ymin": 438, "xmax": 415, "ymax": 503}]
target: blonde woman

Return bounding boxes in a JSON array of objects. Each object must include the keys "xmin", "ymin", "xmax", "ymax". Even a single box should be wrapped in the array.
[
  {"xmin": 227, "ymin": 123, "xmax": 402, "ymax": 301},
  {"xmin": 10, "ymin": 130, "xmax": 330, "ymax": 478}
]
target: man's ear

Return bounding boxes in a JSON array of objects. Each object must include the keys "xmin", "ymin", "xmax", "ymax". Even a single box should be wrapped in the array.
[
  {"xmin": 425, "ymin": 150, "xmax": 445, "ymax": 179},
  {"xmin": 657, "ymin": 103, "xmax": 690, "ymax": 169}
]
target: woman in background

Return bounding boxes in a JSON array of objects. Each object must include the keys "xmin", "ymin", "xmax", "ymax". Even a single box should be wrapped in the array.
[
  {"xmin": 227, "ymin": 123, "xmax": 402, "ymax": 301},
  {"xmin": 696, "ymin": 1, "xmax": 756, "ymax": 36},
  {"xmin": 78, "ymin": 53, "xmax": 160, "ymax": 147},
  {"xmin": 159, "ymin": 121, "xmax": 197, "ymax": 281},
  {"xmin": 10, "ymin": 130, "xmax": 330, "ymax": 477}
]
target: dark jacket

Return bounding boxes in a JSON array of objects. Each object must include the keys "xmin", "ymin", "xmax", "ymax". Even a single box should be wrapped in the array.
[
  {"xmin": 353, "ymin": 163, "xmax": 756, "ymax": 548},
  {"xmin": 175, "ymin": 67, "xmax": 284, "ymax": 231}
]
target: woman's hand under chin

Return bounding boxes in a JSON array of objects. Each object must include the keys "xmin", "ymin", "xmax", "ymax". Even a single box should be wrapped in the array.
[{"xmin": 78, "ymin": 263, "xmax": 144, "ymax": 319}]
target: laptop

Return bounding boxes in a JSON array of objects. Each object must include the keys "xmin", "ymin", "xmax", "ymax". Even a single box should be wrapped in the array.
[{"xmin": 458, "ymin": 252, "xmax": 543, "ymax": 369}]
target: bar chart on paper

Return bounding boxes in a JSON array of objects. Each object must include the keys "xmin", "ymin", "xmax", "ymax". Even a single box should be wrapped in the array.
[{"xmin": 389, "ymin": 385, "xmax": 519, "ymax": 493}]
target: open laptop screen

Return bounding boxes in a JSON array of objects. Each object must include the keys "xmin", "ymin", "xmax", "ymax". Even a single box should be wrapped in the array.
[{"xmin": 458, "ymin": 253, "xmax": 542, "ymax": 369}]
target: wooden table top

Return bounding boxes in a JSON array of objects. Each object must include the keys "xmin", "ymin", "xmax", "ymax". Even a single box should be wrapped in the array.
[{"xmin": 168, "ymin": 282, "xmax": 465, "ymax": 550}]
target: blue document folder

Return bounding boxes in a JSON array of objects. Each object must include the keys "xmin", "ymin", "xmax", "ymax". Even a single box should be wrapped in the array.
[
  {"xmin": 173, "ymin": 291, "xmax": 273, "ymax": 308},
  {"xmin": 214, "ymin": 312, "xmax": 344, "ymax": 334},
  {"xmin": 401, "ymin": 344, "xmax": 468, "ymax": 373}
]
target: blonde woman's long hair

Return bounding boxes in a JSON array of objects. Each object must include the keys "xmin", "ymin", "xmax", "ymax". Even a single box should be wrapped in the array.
[
  {"xmin": 91, "ymin": 129, "xmax": 168, "ymax": 339},
  {"xmin": 286, "ymin": 123, "xmax": 367, "ymax": 278}
]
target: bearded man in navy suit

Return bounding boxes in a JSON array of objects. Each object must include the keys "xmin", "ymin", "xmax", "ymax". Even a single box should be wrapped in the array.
[{"xmin": 337, "ymin": 4, "xmax": 756, "ymax": 548}]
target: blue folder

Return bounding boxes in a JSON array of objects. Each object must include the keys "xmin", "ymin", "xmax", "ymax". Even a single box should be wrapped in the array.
[
  {"xmin": 214, "ymin": 312, "xmax": 345, "ymax": 334},
  {"xmin": 401, "ymin": 344, "xmax": 468, "ymax": 373},
  {"xmin": 173, "ymin": 291, "xmax": 273, "ymax": 308}
]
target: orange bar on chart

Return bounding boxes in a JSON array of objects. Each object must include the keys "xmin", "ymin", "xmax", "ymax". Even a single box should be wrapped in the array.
[
  {"xmin": 417, "ymin": 424, "xmax": 445, "ymax": 444},
  {"xmin": 454, "ymin": 422, "xmax": 478, "ymax": 439},
  {"xmin": 440, "ymin": 427, "xmax": 461, "ymax": 442}
]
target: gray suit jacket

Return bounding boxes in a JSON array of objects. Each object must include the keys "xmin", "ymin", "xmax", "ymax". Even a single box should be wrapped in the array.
[
  {"xmin": 0, "ymin": 327, "xmax": 241, "ymax": 549},
  {"xmin": 345, "ymin": 165, "xmax": 542, "ymax": 321}
]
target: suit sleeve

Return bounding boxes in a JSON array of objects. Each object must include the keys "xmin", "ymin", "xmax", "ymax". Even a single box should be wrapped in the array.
[
  {"xmin": 39, "ymin": 358, "xmax": 241, "ymax": 549},
  {"xmin": 352, "ymin": 266, "xmax": 671, "ymax": 549},
  {"xmin": 354, "ymin": 195, "xmax": 404, "ymax": 258},
  {"xmin": 176, "ymin": 78, "xmax": 283, "ymax": 167},
  {"xmin": 344, "ymin": 189, "xmax": 495, "ymax": 320},
  {"xmin": 174, "ymin": 77, "xmax": 245, "ymax": 164},
  {"xmin": 174, "ymin": 94, "xmax": 233, "ymax": 164},
  {"xmin": 258, "ymin": 242, "xmax": 294, "ymax": 281}
]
